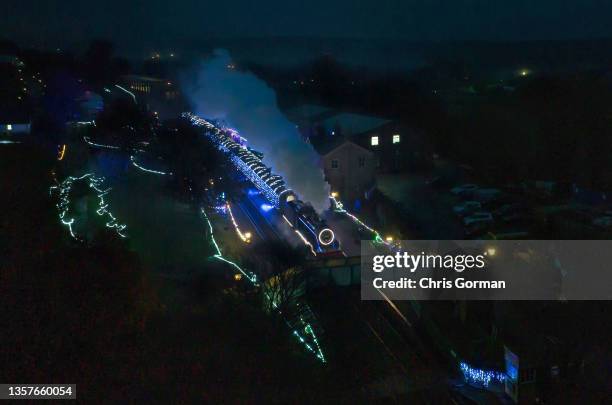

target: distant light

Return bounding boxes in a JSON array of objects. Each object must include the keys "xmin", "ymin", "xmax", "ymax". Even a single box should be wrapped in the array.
[
  {"xmin": 234, "ymin": 273, "xmax": 243, "ymax": 281},
  {"xmin": 520, "ymin": 69, "xmax": 529, "ymax": 77},
  {"xmin": 247, "ymin": 189, "xmax": 260, "ymax": 196},
  {"xmin": 57, "ymin": 144, "xmax": 66, "ymax": 161},
  {"xmin": 371, "ymin": 136, "xmax": 379, "ymax": 146},
  {"xmin": 385, "ymin": 235, "xmax": 393, "ymax": 242},
  {"xmin": 261, "ymin": 203, "xmax": 274, "ymax": 212},
  {"xmin": 7, "ymin": 124, "xmax": 12, "ymax": 131},
  {"xmin": 487, "ymin": 247, "xmax": 497, "ymax": 256},
  {"xmin": 244, "ymin": 232, "xmax": 252, "ymax": 240},
  {"xmin": 392, "ymin": 134, "xmax": 400, "ymax": 144},
  {"xmin": 331, "ymin": 191, "xmax": 338, "ymax": 198}
]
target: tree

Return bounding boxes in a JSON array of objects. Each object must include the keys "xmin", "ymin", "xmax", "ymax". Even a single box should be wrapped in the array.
[{"xmin": 250, "ymin": 240, "xmax": 308, "ymax": 317}]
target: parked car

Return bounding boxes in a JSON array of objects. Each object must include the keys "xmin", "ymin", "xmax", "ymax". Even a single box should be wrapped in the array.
[
  {"xmin": 593, "ymin": 216, "xmax": 612, "ymax": 228},
  {"xmin": 451, "ymin": 184, "xmax": 478, "ymax": 196},
  {"xmin": 453, "ymin": 201, "xmax": 481, "ymax": 216},
  {"xmin": 464, "ymin": 212, "xmax": 493, "ymax": 226}
]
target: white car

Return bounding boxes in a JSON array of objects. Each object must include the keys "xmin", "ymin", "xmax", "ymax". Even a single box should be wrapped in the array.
[
  {"xmin": 453, "ymin": 201, "xmax": 481, "ymax": 216},
  {"xmin": 451, "ymin": 184, "xmax": 478, "ymax": 195},
  {"xmin": 464, "ymin": 212, "xmax": 493, "ymax": 226}
]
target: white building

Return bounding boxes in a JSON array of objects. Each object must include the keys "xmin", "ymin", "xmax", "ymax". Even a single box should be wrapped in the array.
[{"xmin": 0, "ymin": 122, "xmax": 31, "ymax": 134}]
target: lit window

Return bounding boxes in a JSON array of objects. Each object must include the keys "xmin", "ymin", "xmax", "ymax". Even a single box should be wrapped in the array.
[
  {"xmin": 7, "ymin": 124, "xmax": 12, "ymax": 131},
  {"xmin": 331, "ymin": 159, "xmax": 338, "ymax": 169},
  {"xmin": 393, "ymin": 134, "xmax": 400, "ymax": 144},
  {"xmin": 358, "ymin": 156, "xmax": 365, "ymax": 167},
  {"xmin": 371, "ymin": 136, "xmax": 379, "ymax": 146}
]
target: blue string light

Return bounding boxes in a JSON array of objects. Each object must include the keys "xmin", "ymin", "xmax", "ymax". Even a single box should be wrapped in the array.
[
  {"xmin": 459, "ymin": 361, "xmax": 505, "ymax": 387},
  {"xmin": 184, "ymin": 113, "xmax": 292, "ymax": 208}
]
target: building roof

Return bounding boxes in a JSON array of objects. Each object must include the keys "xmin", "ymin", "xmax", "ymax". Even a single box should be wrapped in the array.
[
  {"xmin": 318, "ymin": 113, "xmax": 391, "ymax": 136},
  {"xmin": 284, "ymin": 103, "xmax": 332, "ymax": 123},
  {"xmin": 122, "ymin": 74, "xmax": 164, "ymax": 83},
  {"xmin": 319, "ymin": 139, "xmax": 374, "ymax": 158}
]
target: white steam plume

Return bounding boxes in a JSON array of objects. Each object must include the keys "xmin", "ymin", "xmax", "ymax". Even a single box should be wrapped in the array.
[{"xmin": 181, "ymin": 49, "xmax": 330, "ymax": 212}]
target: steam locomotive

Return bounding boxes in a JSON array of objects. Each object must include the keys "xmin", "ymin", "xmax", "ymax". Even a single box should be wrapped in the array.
[
  {"xmin": 279, "ymin": 190, "xmax": 340, "ymax": 255},
  {"xmin": 184, "ymin": 112, "xmax": 342, "ymax": 256}
]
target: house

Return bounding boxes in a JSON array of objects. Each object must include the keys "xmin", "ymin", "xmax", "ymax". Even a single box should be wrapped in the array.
[
  {"xmin": 350, "ymin": 122, "xmax": 431, "ymax": 173},
  {"xmin": 0, "ymin": 109, "xmax": 31, "ymax": 135},
  {"xmin": 320, "ymin": 140, "xmax": 377, "ymax": 205},
  {"xmin": 0, "ymin": 122, "xmax": 30, "ymax": 135},
  {"xmin": 307, "ymin": 111, "xmax": 430, "ymax": 172}
]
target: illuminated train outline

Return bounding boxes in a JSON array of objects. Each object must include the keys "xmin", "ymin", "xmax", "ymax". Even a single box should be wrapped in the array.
[{"xmin": 184, "ymin": 112, "xmax": 338, "ymax": 253}]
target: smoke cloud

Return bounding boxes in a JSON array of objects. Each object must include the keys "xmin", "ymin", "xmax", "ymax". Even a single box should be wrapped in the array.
[{"xmin": 182, "ymin": 49, "xmax": 330, "ymax": 212}]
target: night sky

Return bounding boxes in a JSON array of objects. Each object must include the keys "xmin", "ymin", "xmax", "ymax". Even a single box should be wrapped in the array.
[{"xmin": 3, "ymin": 0, "xmax": 612, "ymax": 49}]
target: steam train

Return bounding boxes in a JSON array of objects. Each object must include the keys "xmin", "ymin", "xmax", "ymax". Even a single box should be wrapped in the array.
[
  {"xmin": 184, "ymin": 113, "xmax": 341, "ymax": 256},
  {"xmin": 279, "ymin": 191, "xmax": 340, "ymax": 254}
]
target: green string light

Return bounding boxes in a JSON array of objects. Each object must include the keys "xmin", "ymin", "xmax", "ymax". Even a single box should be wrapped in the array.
[
  {"xmin": 201, "ymin": 207, "xmax": 326, "ymax": 362},
  {"xmin": 51, "ymin": 173, "xmax": 127, "ymax": 241}
]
